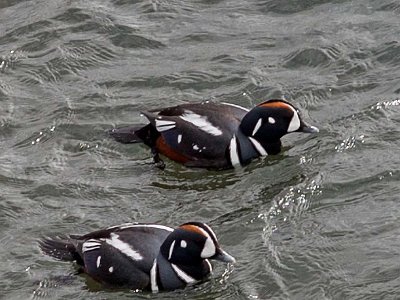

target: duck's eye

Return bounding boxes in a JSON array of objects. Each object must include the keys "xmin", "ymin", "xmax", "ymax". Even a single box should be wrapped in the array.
[{"xmin": 180, "ymin": 240, "xmax": 187, "ymax": 248}]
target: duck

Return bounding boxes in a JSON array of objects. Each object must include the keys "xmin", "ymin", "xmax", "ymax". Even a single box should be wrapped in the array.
[
  {"xmin": 39, "ymin": 222, "xmax": 235, "ymax": 292},
  {"xmin": 109, "ymin": 99, "xmax": 319, "ymax": 169}
]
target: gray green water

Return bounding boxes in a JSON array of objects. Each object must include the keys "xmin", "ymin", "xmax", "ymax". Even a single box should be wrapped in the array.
[{"xmin": 1, "ymin": 0, "xmax": 400, "ymax": 299}]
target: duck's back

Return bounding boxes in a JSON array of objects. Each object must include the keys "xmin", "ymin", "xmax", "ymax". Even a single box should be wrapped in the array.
[{"xmin": 146, "ymin": 101, "xmax": 249, "ymax": 168}]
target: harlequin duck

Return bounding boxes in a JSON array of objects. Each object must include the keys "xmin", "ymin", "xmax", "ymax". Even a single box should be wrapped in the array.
[
  {"xmin": 39, "ymin": 222, "xmax": 235, "ymax": 292},
  {"xmin": 109, "ymin": 99, "xmax": 319, "ymax": 169}
]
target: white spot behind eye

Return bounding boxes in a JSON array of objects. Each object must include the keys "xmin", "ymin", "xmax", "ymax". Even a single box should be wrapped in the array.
[
  {"xmin": 268, "ymin": 117, "xmax": 276, "ymax": 124},
  {"xmin": 178, "ymin": 134, "xmax": 182, "ymax": 143},
  {"xmin": 180, "ymin": 240, "xmax": 187, "ymax": 248},
  {"xmin": 109, "ymin": 266, "xmax": 114, "ymax": 273}
]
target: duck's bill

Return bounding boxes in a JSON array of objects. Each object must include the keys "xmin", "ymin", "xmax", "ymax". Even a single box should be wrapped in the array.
[
  {"xmin": 299, "ymin": 122, "xmax": 319, "ymax": 133},
  {"xmin": 214, "ymin": 249, "xmax": 236, "ymax": 263}
]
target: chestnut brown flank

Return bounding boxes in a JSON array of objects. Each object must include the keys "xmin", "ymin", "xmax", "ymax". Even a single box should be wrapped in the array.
[{"xmin": 156, "ymin": 136, "xmax": 190, "ymax": 163}]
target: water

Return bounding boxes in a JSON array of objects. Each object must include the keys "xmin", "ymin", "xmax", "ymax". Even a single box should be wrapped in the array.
[{"xmin": 1, "ymin": 0, "xmax": 400, "ymax": 299}]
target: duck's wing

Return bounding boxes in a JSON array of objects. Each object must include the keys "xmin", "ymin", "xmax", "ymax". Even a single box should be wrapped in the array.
[
  {"xmin": 75, "ymin": 224, "xmax": 172, "ymax": 288},
  {"xmin": 142, "ymin": 102, "xmax": 246, "ymax": 165}
]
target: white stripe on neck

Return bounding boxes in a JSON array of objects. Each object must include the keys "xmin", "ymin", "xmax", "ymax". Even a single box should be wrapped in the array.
[
  {"xmin": 248, "ymin": 137, "xmax": 268, "ymax": 156},
  {"xmin": 171, "ymin": 263, "xmax": 197, "ymax": 284}
]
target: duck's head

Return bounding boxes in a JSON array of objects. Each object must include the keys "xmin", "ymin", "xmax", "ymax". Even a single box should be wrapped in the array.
[
  {"xmin": 160, "ymin": 222, "xmax": 235, "ymax": 265},
  {"xmin": 239, "ymin": 99, "xmax": 319, "ymax": 143}
]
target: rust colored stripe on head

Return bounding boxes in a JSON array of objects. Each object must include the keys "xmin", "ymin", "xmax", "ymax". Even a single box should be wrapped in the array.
[
  {"xmin": 179, "ymin": 224, "xmax": 207, "ymax": 237},
  {"xmin": 258, "ymin": 101, "xmax": 292, "ymax": 110},
  {"xmin": 156, "ymin": 136, "xmax": 190, "ymax": 164}
]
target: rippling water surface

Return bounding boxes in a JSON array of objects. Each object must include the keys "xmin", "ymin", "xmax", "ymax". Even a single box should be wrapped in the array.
[{"xmin": 1, "ymin": 0, "xmax": 400, "ymax": 299}]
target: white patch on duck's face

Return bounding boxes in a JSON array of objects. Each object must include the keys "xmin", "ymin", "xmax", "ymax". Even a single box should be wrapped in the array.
[
  {"xmin": 105, "ymin": 233, "xmax": 143, "ymax": 261},
  {"xmin": 177, "ymin": 134, "xmax": 182, "ymax": 144},
  {"xmin": 268, "ymin": 117, "xmax": 276, "ymax": 124},
  {"xmin": 287, "ymin": 107, "xmax": 301, "ymax": 132},
  {"xmin": 96, "ymin": 256, "xmax": 101, "ymax": 268},
  {"xmin": 201, "ymin": 236, "xmax": 216, "ymax": 258},
  {"xmin": 252, "ymin": 118, "xmax": 262, "ymax": 136},
  {"xmin": 229, "ymin": 135, "xmax": 241, "ymax": 167},
  {"xmin": 193, "ymin": 226, "xmax": 217, "ymax": 259},
  {"xmin": 109, "ymin": 266, "xmax": 114, "ymax": 273},
  {"xmin": 155, "ymin": 119, "xmax": 176, "ymax": 132},
  {"xmin": 180, "ymin": 110, "xmax": 223, "ymax": 136},
  {"xmin": 193, "ymin": 144, "xmax": 199, "ymax": 150}
]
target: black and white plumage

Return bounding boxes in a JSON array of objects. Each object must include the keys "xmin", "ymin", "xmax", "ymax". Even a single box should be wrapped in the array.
[
  {"xmin": 109, "ymin": 99, "xmax": 319, "ymax": 169},
  {"xmin": 39, "ymin": 222, "xmax": 235, "ymax": 292}
]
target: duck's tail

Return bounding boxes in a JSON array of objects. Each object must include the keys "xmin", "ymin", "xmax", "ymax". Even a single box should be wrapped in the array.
[
  {"xmin": 109, "ymin": 124, "xmax": 159, "ymax": 146},
  {"xmin": 108, "ymin": 125, "xmax": 147, "ymax": 144},
  {"xmin": 39, "ymin": 237, "xmax": 83, "ymax": 264}
]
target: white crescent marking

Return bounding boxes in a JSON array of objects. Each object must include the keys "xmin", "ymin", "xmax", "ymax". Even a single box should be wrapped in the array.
[
  {"xmin": 229, "ymin": 135, "xmax": 241, "ymax": 167},
  {"xmin": 82, "ymin": 239, "xmax": 101, "ymax": 253},
  {"xmin": 168, "ymin": 240, "xmax": 176, "ymax": 260},
  {"xmin": 155, "ymin": 119, "xmax": 176, "ymax": 132},
  {"xmin": 248, "ymin": 137, "xmax": 268, "ymax": 156},
  {"xmin": 287, "ymin": 107, "xmax": 300, "ymax": 132},
  {"xmin": 221, "ymin": 102, "xmax": 250, "ymax": 112},
  {"xmin": 150, "ymin": 259, "xmax": 159, "ymax": 292},
  {"xmin": 171, "ymin": 263, "xmax": 196, "ymax": 284},
  {"xmin": 252, "ymin": 118, "xmax": 262, "ymax": 136},
  {"xmin": 180, "ymin": 110, "xmax": 223, "ymax": 136},
  {"xmin": 107, "ymin": 224, "xmax": 173, "ymax": 232},
  {"xmin": 105, "ymin": 233, "xmax": 143, "ymax": 261}
]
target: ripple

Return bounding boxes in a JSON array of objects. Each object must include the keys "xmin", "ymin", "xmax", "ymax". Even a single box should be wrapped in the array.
[
  {"xmin": 52, "ymin": 8, "xmax": 91, "ymax": 24},
  {"xmin": 373, "ymin": 41, "xmax": 400, "ymax": 66},
  {"xmin": 283, "ymin": 47, "xmax": 337, "ymax": 69},
  {"xmin": 377, "ymin": 1, "xmax": 400, "ymax": 13},
  {"xmin": 110, "ymin": 33, "xmax": 165, "ymax": 49},
  {"xmin": 258, "ymin": 0, "xmax": 349, "ymax": 14}
]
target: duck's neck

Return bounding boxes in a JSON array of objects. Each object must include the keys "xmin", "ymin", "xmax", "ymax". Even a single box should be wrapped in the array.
[
  {"xmin": 233, "ymin": 128, "xmax": 282, "ymax": 165},
  {"xmin": 154, "ymin": 253, "xmax": 211, "ymax": 291}
]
